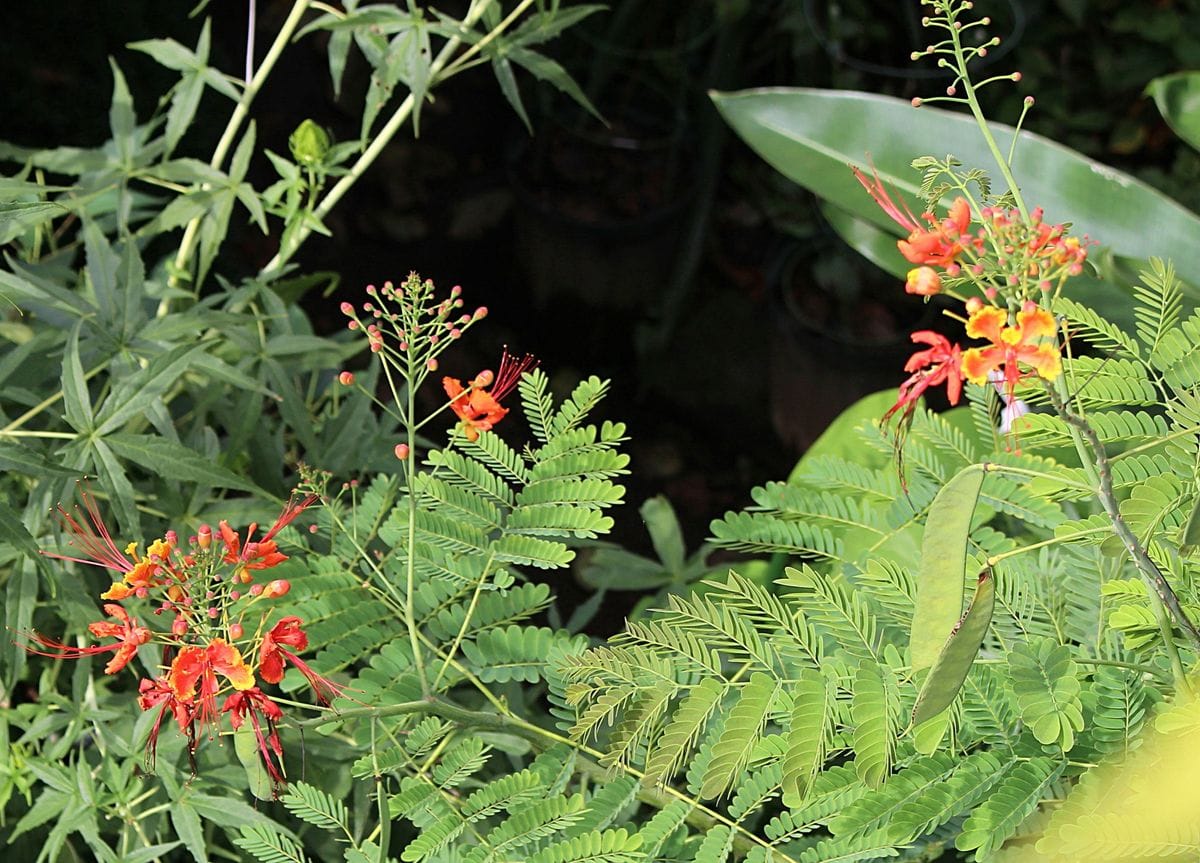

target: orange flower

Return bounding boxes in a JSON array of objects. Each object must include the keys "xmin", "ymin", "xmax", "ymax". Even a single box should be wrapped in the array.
[
  {"xmin": 139, "ymin": 676, "xmax": 196, "ymax": 769},
  {"xmin": 218, "ymin": 493, "xmax": 319, "ymax": 572},
  {"xmin": 853, "ymin": 166, "xmax": 971, "ymax": 268},
  {"xmin": 961, "ymin": 302, "xmax": 1061, "ymax": 397},
  {"xmin": 442, "ymin": 350, "xmax": 535, "ymax": 442},
  {"xmin": 883, "ymin": 331, "xmax": 964, "ymax": 428},
  {"xmin": 258, "ymin": 616, "xmax": 342, "ymax": 704},
  {"xmin": 168, "ymin": 639, "xmax": 256, "ymax": 731},
  {"xmin": 25, "ymin": 603, "xmax": 151, "ymax": 675}
]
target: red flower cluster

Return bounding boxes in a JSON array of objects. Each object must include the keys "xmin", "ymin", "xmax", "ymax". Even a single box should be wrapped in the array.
[
  {"xmin": 853, "ymin": 166, "xmax": 1079, "ymax": 431},
  {"xmin": 25, "ymin": 488, "xmax": 339, "ymax": 795}
]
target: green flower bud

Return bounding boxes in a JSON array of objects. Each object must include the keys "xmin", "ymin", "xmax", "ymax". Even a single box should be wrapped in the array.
[{"xmin": 289, "ymin": 119, "xmax": 331, "ymax": 167}]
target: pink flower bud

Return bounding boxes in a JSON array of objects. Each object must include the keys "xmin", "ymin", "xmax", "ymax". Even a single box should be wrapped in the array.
[
  {"xmin": 426, "ymin": 358, "xmax": 438, "ymax": 371},
  {"xmin": 395, "ymin": 443, "xmax": 410, "ymax": 460},
  {"xmin": 474, "ymin": 306, "xmax": 488, "ymax": 320},
  {"xmin": 265, "ymin": 579, "xmax": 290, "ymax": 598},
  {"xmin": 135, "ymin": 586, "xmax": 148, "ymax": 599},
  {"xmin": 229, "ymin": 622, "xmax": 244, "ymax": 639},
  {"xmin": 250, "ymin": 584, "xmax": 263, "ymax": 596},
  {"xmin": 172, "ymin": 617, "xmax": 187, "ymax": 636},
  {"xmin": 230, "ymin": 590, "xmax": 241, "ymax": 600},
  {"xmin": 207, "ymin": 606, "xmax": 219, "ymax": 618},
  {"xmin": 340, "ymin": 301, "xmax": 354, "ymax": 315},
  {"xmin": 339, "ymin": 371, "xmax": 355, "ymax": 385}
]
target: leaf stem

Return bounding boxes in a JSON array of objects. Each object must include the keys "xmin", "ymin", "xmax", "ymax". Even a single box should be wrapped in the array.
[{"xmin": 164, "ymin": 0, "xmax": 312, "ymax": 306}]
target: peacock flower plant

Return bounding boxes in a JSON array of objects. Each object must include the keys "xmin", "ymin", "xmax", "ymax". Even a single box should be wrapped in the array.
[{"xmin": 24, "ymin": 486, "xmax": 340, "ymax": 797}]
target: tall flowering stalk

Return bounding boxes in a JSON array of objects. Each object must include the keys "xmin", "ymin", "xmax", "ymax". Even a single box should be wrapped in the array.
[
  {"xmin": 862, "ymin": 0, "xmax": 1200, "ymax": 679},
  {"xmin": 24, "ymin": 486, "xmax": 338, "ymax": 795},
  {"xmin": 338, "ymin": 273, "xmax": 536, "ymax": 694}
]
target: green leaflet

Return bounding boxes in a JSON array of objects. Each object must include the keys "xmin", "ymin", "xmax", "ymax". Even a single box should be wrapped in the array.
[
  {"xmin": 699, "ymin": 672, "xmax": 779, "ymax": 800},
  {"xmin": 642, "ymin": 677, "xmax": 725, "ymax": 788},
  {"xmin": 911, "ymin": 570, "xmax": 996, "ymax": 728},
  {"xmin": 781, "ymin": 667, "xmax": 833, "ymax": 806},
  {"xmin": 911, "ymin": 464, "xmax": 985, "ymax": 673}
]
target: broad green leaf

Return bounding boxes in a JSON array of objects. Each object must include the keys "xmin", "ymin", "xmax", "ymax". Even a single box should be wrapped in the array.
[
  {"xmin": 94, "ymin": 344, "xmax": 206, "ymax": 435},
  {"xmin": 108, "ymin": 59, "xmax": 136, "ymax": 166},
  {"xmin": 1146, "ymin": 72, "xmax": 1200, "ymax": 153},
  {"xmin": 234, "ymin": 722, "xmax": 276, "ymax": 802},
  {"xmin": 711, "ymin": 88, "xmax": 1200, "ymax": 293},
  {"xmin": 104, "ymin": 433, "xmax": 266, "ymax": 495},
  {"xmin": 90, "ymin": 437, "xmax": 140, "ymax": 535},
  {"xmin": 641, "ymin": 495, "xmax": 685, "ymax": 574},
  {"xmin": 61, "ymin": 324, "xmax": 93, "ymax": 433},
  {"xmin": 911, "ymin": 570, "xmax": 995, "ymax": 727},
  {"xmin": 0, "ymin": 201, "xmax": 67, "ymax": 244},
  {"xmin": 170, "ymin": 802, "xmax": 209, "ymax": 863},
  {"xmin": 910, "ymin": 464, "xmax": 984, "ymax": 673}
]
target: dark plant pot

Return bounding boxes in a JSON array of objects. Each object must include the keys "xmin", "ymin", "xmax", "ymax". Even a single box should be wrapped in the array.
[
  {"xmin": 508, "ymin": 114, "xmax": 698, "ymax": 310},
  {"xmin": 767, "ymin": 240, "xmax": 938, "ymax": 451}
]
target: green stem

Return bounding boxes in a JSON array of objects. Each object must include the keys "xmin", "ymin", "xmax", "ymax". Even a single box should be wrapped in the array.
[
  {"xmin": 944, "ymin": 5, "xmax": 1028, "ymax": 221},
  {"xmin": 165, "ymin": 0, "xmax": 312, "ymax": 304},
  {"xmin": 1048, "ymin": 389, "xmax": 1200, "ymax": 690},
  {"xmin": 257, "ymin": 0, "xmax": 507, "ymax": 279}
]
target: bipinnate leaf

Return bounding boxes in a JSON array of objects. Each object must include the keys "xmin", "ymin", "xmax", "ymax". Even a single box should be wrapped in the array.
[
  {"xmin": 851, "ymin": 661, "xmax": 897, "ymax": 789},
  {"xmin": 234, "ymin": 825, "xmax": 309, "ymax": 863},
  {"xmin": 781, "ymin": 667, "xmax": 833, "ymax": 806},
  {"xmin": 282, "ymin": 782, "xmax": 349, "ymax": 833},
  {"xmin": 642, "ymin": 677, "xmax": 725, "ymax": 788},
  {"xmin": 910, "ymin": 464, "xmax": 985, "ymax": 673},
  {"xmin": 955, "ymin": 757, "xmax": 1063, "ymax": 859},
  {"xmin": 911, "ymin": 569, "xmax": 995, "ymax": 728},
  {"xmin": 699, "ymin": 672, "xmax": 779, "ymax": 800},
  {"xmin": 1009, "ymin": 636, "xmax": 1085, "ymax": 751}
]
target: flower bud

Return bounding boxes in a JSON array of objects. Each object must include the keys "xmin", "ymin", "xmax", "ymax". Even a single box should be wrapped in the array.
[
  {"xmin": 473, "ymin": 370, "xmax": 495, "ymax": 389},
  {"xmin": 395, "ymin": 443, "xmax": 410, "ymax": 460},
  {"xmin": 229, "ymin": 622, "xmax": 244, "ymax": 639},
  {"xmin": 135, "ymin": 586, "xmax": 148, "ymax": 599},
  {"xmin": 197, "ymin": 524, "xmax": 212, "ymax": 549},
  {"xmin": 339, "ymin": 371, "xmax": 355, "ymax": 386},
  {"xmin": 426, "ymin": 358, "xmax": 438, "ymax": 371},
  {"xmin": 230, "ymin": 590, "xmax": 241, "ymax": 601},
  {"xmin": 172, "ymin": 616, "xmax": 187, "ymax": 636},
  {"xmin": 207, "ymin": 606, "xmax": 220, "ymax": 619},
  {"xmin": 288, "ymin": 119, "xmax": 332, "ymax": 167},
  {"xmin": 250, "ymin": 584, "xmax": 264, "ymax": 596},
  {"xmin": 264, "ymin": 579, "xmax": 291, "ymax": 598},
  {"xmin": 341, "ymin": 301, "xmax": 354, "ymax": 315},
  {"xmin": 237, "ymin": 568, "xmax": 253, "ymax": 584}
]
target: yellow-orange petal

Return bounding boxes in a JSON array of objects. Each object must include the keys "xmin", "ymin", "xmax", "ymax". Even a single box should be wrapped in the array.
[
  {"xmin": 1016, "ymin": 306, "xmax": 1057, "ymax": 340},
  {"xmin": 961, "ymin": 345, "xmax": 1003, "ymax": 385},
  {"xmin": 1021, "ymin": 343, "xmax": 1062, "ymax": 380},
  {"xmin": 207, "ymin": 639, "xmax": 256, "ymax": 691},
  {"xmin": 101, "ymin": 582, "xmax": 134, "ymax": 600},
  {"xmin": 966, "ymin": 306, "xmax": 1006, "ymax": 343},
  {"xmin": 948, "ymin": 197, "xmax": 971, "ymax": 233}
]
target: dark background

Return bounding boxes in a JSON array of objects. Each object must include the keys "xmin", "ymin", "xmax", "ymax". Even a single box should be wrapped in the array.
[{"xmin": 4, "ymin": 0, "xmax": 1199, "ymax": 565}]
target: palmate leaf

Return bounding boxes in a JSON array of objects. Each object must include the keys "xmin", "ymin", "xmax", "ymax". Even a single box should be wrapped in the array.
[{"xmin": 699, "ymin": 672, "xmax": 780, "ymax": 800}]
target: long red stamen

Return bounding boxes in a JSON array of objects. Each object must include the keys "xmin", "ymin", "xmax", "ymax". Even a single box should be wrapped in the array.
[
  {"xmin": 491, "ymin": 350, "xmax": 537, "ymax": 402},
  {"xmin": 41, "ymin": 486, "xmax": 134, "ymax": 573}
]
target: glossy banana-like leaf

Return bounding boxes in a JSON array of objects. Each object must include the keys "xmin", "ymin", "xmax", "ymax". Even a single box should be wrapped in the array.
[{"xmin": 712, "ymin": 88, "xmax": 1200, "ymax": 293}]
